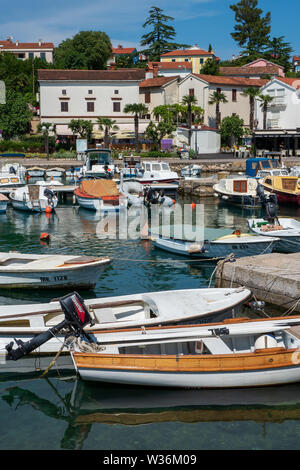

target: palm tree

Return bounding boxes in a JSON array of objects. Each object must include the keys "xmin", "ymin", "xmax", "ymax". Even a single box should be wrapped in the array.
[
  {"xmin": 208, "ymin": 91, "xmax": 228, "ymax": 129},
  {"xmin": 241, "ymin": 87, "xmax": 261, "ymax": 131},
  {"xmin": 181, "ymin": 94, "xmax": 198, "ymax": 146},
  {"xmin": 97, "ymin": 117, "xmax": 119, "ymax": 148},
  {"xmin": 258, "ymin": 94, "xmax": 274, "ymax": 130},
  {"xmin": 124, "ymin": 103, "xmax": 149, "ymax": 152}
]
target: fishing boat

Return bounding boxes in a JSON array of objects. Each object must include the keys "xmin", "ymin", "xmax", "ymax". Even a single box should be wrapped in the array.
[
  {"xmin": 0, "ymin": 162, "xmax": 26, "ymax": 180},
  {"xmin": 82, "ymin": 148, "xmax": 116, "ymax": 178},
  {"xmin": 248, "ymin": 218, "xmax": 300, "ymax": 253},
  {"xmin": 213, "ymin": 177, "xmax": 261, "ymax": 208},
  {"xmin": 150, "ymin": 225, "xmax": 278, "ymax": 259},
  {"xmin": 261, "ymin": 175, "xmax": 300, "ymax": 206},
  {"xmin": 245, "ymin": 157, "xmax": 288, "ymax": 181},
  {"xmin": 9, "ymin": 181, "xmax": 58, "ymax": 213},
  {"xmin": 180, "ymin": 164, "xmax": 202, "ymax": 180},
  {"xmin": 0, "ymin": 288, "xmax": 251, "ymax": 374},
  {"xmin": 70, "ymin": 315, "xmax": 300, "ymax": 388},
  {"xmin": 134, "ymin": 161, "xmax": 180, "ymax": 185},
  {"xmin": 45, "ymin": 167, "xmax": 66, "ymax": 178},
  {"xmin": 26, "ymin": 166, "xmax": 46, "ymax": 178},
  {"xmin": 74, "ymin": 179, "xmax": 127, "ymax": 212},
  {"xmin": 0, "ymin": 173, "xmax": 23, "ymax": 189},
  {"xmin": 0, "ymin": 252, "xmax": 111, "ymax": 289},
  {"xmin": 0, "ymin": 194, "xmax": 9, "ymax": 213}
]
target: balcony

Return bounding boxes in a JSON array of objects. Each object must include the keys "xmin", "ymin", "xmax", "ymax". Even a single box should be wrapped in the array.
[
  {"xmin": 268, "ymin": 96, "xmax": 287, "ymax": 107},
  {"xmin": 267, "ymin": 119, "xmax": 280, "ymax": 129}
]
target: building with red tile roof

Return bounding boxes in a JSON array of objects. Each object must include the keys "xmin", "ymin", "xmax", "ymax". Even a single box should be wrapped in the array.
[
  {"xmin": 160, "ymin": 44, "xmax": 217, "ymax": 74},
  {"xmin": 0, "ymin": 38, "xmax": 54, "ymax": 62}
]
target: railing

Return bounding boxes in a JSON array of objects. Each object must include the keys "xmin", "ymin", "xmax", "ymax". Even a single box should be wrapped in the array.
[
  {"xmin": 267, "ymin": 119, "xmax": 280, "ymax": 129},
  {"xmin": 268, "ymin": 96, "xmax": 286, "ymax": 106}
]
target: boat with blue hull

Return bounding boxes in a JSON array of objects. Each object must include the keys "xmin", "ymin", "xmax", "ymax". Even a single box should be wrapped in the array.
[{"xmin": 0, "ymin": 194, "xmax": 8, "ymax": 213}]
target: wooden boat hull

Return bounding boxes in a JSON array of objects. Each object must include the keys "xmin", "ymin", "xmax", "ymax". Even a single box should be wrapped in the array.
[
  {"xmin": 0, "ymin": 260, "xmax": 110, "ymax": 289},
  {"xmin": 72, "ymin": 349, "xmax": 300, "ymax": 389},
  {"xmin": 10, "ymin": 199, "xmax": 58, "ymax": 213}
]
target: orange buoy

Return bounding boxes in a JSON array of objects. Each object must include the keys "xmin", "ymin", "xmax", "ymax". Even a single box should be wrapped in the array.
[
  {"xmin": 45, "ymin": 205, "xmax": 52, "ymax": 213},
  {"xmin": 191, "ymin": 202, "xmax": 196, "ymax": 209},
  {"xmin": 40, "ymin": 232, "xmax": 50, "ymax": 241}
]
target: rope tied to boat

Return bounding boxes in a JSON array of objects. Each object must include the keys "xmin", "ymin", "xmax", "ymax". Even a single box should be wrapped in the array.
[
  {"xmin": 73, "ymin": 337, "xmax": 106, "ymax": 353},
  {"xmin": 209, "ymin": 253, "xmax": 236, "ymax": 288}
]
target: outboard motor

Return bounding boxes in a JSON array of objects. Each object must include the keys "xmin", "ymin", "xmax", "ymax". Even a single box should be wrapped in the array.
[
  {"xmin": 9, "ymin": 166, "xmax": 16, "ymax": 175},
  {"xmin": 256, "ymin": 184, "xmax": 278, "ymax": 225},
  {"xmin": 6, "ymin": 292, "xmax": 95, "ymax": 361},
  {"xmin": 44, "ymin": 188, "xmax": 55, "ymax": 208}
]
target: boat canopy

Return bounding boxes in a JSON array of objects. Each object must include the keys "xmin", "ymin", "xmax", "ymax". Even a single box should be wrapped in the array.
[
  {"xmin": 246, "ymin": 158, "xmax": 280, "ymax": 178},
  {"xmin": 80, "ymin": 179, "xmax": 120, "ymax": 198}
]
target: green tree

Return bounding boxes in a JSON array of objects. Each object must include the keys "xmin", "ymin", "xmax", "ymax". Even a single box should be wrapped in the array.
[
  {"xmin": 97, "ymin": 117, "xmax": 119, "ymax": 148},
  {"xmin": 54, "ymin": 31, "xmax": 112, "ymax": 70},
  {"xmin": 230, "ymin": 0, "xmax": 271, "ymax": 57},
  {"xmin": 141, "ymin": 6, "xmax": 189, "ymax": 61},
  {"xmin": 123, "ymin": 103, "xmax": 149, "ymax": 152},
  {"xmin": 0, "ymin": 89, "xmax": 32, "ymax": 139},
  {"xmin": 208, "ymin": 91, "xmax": 228, "ymax": 130},
  {"xmin": 241, "ymin": 86, "xmax": 261, "ymax": 130},
  {"xmin": 265, "ymin": 36, "xmax": 293, "ymax": 72},
  {"xmin": 181, "ymin": 94, "xmax": 199, "ymax": 146},
  {"xmin": 68, "ymin": 119, "xmax": 93, "ymax": 140},
  {"xmin": 220, "ymin": 115, "xmax": 246, "ymax": 146},
  {"xmin": 200, "ymin": 58, "xmax": 220, "ymax": 76},
  {"xmin": 145, "ymin": 120, "xmax": 175, "ymax": 150},
  {"xmin": 258, "ymin": 94, "xmax": 274, "ymax": 130}
]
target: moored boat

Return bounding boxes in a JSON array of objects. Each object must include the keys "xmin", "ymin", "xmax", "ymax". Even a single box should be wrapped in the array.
[
  {"xmin": 248, "ymin": 218, "xmax": 300, "ymax": 253},
  {"xmin": 26, "ymin": 166, "xmax": 46, "ymax": 178},
  {"xmin": 70, "ymin": 315, "xmax": 300, "ymax": 388},
  {"xmin": 134, "ymin": 161, "xmax": 180, "ymax": 185},
  {"xmin": 9, "ymin": 181, "xmax": 58, "ymax": 213},
  {"xmin": 261, "ymin": 175, "xmax": 300, "ymax": 206},
  {"xmin": 213, "ymin": 177, "xmax": 261, "ymax": 208},
  {"xmin": 74, "ymin": 179, "xmax": 127, "ymax": 212},
  {"xmin": 150, "ymin": 225, "xmax": 278, "ymax": 259},
  {"xmin": 0, "ymin": 252, "xmax": 111, "ymax": 289},
  {"xmin": 45, "ymin": 167, "xmax": 66, "ymax": 178}
]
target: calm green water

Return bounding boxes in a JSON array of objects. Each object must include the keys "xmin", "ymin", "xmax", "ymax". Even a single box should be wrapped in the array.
[{"xmin": 0, "ymin": 194, "xmax": 300, "ymax": 450}]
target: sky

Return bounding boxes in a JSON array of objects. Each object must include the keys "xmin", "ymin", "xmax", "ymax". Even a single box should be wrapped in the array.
[{"xmin": 0, "ymin": 0, "xmax": 299, "ymax": 60}]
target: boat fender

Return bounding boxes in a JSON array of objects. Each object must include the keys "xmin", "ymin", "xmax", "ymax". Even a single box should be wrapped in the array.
[
  {"xmin": 40, "ymin": 232, "xmax": 50, "ymax": 241},
  {"xmin": 254, "ymin": 334, "xmax": 278, "ymax": 352}
]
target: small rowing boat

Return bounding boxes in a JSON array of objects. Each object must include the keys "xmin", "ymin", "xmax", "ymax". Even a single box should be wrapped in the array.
[{"xmin": 248, "ymin": 218, "xmax": 300, "ymax": 253}]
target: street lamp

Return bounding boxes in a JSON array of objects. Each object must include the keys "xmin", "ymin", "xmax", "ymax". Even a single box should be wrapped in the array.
[
  {"xmin": 191, "ymin": 125, "xmax": 201, "ymax": 156},
  {"xmin": 42, "ymin": 123, "xmax": 54, "ymax": 160}
]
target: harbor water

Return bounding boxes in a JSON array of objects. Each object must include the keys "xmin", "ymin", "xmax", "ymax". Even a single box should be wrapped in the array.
[{"xmin": 0, "ymin": 194, "xmax": 300, "ymax": 450}]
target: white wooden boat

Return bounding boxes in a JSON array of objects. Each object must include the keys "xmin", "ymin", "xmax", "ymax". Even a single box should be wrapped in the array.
[
  {"xmin": 70, "ymin": 315, "xmax": 300, "ymax": 388},
  {"xmin": 9, "ymin": 181, "xmax": 58, "ymax": 213},
  {"xmin": 1, "ymin": 163, "xmax": 26, "ymax": 180},
  {"xmin": 0, "ymin": 193, "xmax": 9, "ymax": 213},
  {"xmin": 248, "ymin": 218, "xmax": 300, "ymax": 253},
  {"xmin": 0, "ymin": 252, "xmax": 111, "ymax": 289},
  {"xmin": 26, "ymin": 167, "xmax": 46, "ymax": 177},
  {"xmin": 213, "ymin": 177, "xmax": 261, "ymax": 208},
  {"xmin": 45, "ymin": 167, "xmax": 66, "ymax": 178},
  {"xmin": 150, "ymin": 225, "xmax": 279, "ymax": 259},
  {"xmin": 180, "ymin": 164, "xmax": 202, "ymax": 180},
  {"xmin": 74, "ymin": 179, "xmax": 127, "ymax": 212},
  {"xmin": 0, "ymin": 287, "xmax": 251, "ymax": 374},
  {"xmin": 0, "ymin": 172, "xmax": 23, "ymax": 188},
  {"xmin": 135, "ymin": 161, "xmax": 180, "ymax": 185}
]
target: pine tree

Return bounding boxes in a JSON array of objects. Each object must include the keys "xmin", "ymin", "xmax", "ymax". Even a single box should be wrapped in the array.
[
  {"xmin": 230, "ymin": 0, "xmax": 271, "ymax": 57},
  {"xmin": 141, "ymin": 6, "xmax": 189, "ymax": 61}
]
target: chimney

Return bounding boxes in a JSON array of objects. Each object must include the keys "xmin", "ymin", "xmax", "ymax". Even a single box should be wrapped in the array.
[
  {"xmin": 15, "ymin": 40, "xmax": 19, "ymax": 46},
  {"xmin": 38, "ymin": 39, "xmax": 42, "ymax": 47},
  {"xmin": 118, "ymin": 45, "xmax": 122, "ymax": 49}
]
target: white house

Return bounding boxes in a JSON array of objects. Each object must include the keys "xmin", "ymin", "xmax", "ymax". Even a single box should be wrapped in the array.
[
  {"xmin": 254, "ymin": 77, "xmax": 300, "ymax": 155},
  {"xmin": 0, "ymin": 38, "xmax": 54, "ymax": 62},
  {"xmin": 38, "ymin": 69, "xmax": 149, "ymax": 137}
]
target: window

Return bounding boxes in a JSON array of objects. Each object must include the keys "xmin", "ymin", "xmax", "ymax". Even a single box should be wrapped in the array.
[
  {"xmin": 189, "ymin": 88, "xmax": 194, "ymax": 97},
  {"xmin": 28, "ymin": 52, "xmax": 34, "ymax": 59},
  {"xmin": 18, "ymin": 53, "xmax": 25, "ymax": 59},
  {"xmin": 200, "ymin": 58, "xmax": 204, "ymax": 64},
  {"xmin": 87, "ymin": 101, "xmax": 94, "ymax": 112},
  {"xmin": 61, "ymin": 102, "xmax": 68, "ymax": 112},
  {"xmin": 113, "ymin": 102, "xmax": 121, "ymax": 112},
  {"xmin": 114, "ymin": 90, "xmax": 119, "ymax": 94},
  {"xmin": 233, "ymin": 180, "xmax": 247, "ymax": 193},
  {"xmin": 184, "ymin": 59, "xmax": 189, "ymax": 62},
  {"xmin": 40, "ymin": 52, "xmax": 46, "ymax": 60},
  {"xmin": 145, "ymin": 91, "xmax": 151, "ymax": 103},
  {"xmin": 172, "ymin": 59, "xmax": 176, "ymax": 62},
  {"xmin": 62, "ymin": 90, "xmax": 67, "ymax": 95},
  {"xmin": 232, "ymin": 89, "xmax": 237, "ymax": 102},
  {"xmin": 217, "ymin": 88, "xmax": 221, "ymax": 93},
  {"xmin": 88, "ymin": 90, "xmax": 93, "ymax": 95}
]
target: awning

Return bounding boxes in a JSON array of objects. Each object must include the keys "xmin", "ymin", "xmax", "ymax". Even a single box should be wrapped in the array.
[{"xmin": 55, "ymin": 125, "xmax": 74, "ymax": 136}]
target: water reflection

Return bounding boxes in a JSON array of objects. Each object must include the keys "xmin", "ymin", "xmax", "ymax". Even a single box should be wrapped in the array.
[{"xmin": 2, "ymin": 376, "xmax": 300, "ymax": 450}]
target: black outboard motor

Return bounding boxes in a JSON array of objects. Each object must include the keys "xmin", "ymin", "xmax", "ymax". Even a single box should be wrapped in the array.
[
  {"xmin": 9, "ymin": 166, "xmax": 16, "ymax": 175},
  {"xmin": 6, "ymin": 292, "xmax": 95, "ymax": 361},
  {"xmin": 256, "ymin": 184, "xmax": 278, "ymax": 225}
]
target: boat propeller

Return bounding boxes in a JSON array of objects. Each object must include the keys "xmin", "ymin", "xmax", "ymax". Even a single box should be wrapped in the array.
[{"xmin": 5, "ymin": 292, "xmax": 95, "ymax": 361}]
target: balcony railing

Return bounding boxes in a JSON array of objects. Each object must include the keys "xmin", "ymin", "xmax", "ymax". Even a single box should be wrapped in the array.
[
  {"xmin": 267, "ymin": 119, "xmax": 280, "ymax": 129},
  {"xmin": 268, "ymin": 96, "xmax": 286, "ymax": 106}
]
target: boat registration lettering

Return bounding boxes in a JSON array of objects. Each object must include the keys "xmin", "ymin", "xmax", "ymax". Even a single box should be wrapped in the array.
[
  {"xmin": 208, "ymin": 327, "xmax": 230, "ymax": 336},
  {"xmin": 40, "ymin": 275, "xmax": 68, "ymax": 282}
]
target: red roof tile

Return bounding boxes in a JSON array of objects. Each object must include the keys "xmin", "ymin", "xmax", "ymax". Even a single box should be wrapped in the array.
[
  {"xmin": 38, "ymin": 69, "xmax": 146, "ymax": 81},
  {"xmin": 277, "ymin": 77, "xmax": 300, "ymax": 89},
  {"xmin": 194, "ymin": 74, "xmax": 268, "ymax": 87},
  {"xmin": 139, "ymin": 76, "xmax": 179, "ymax": 88},
  {"xmin": 161, "ymin": 48, "xmax": 213, "ymax": 57},
  {"xmin": 0, "ymin": 40, "xmax": 54, "ymax": 49},
  {"xmin": 148, "ymin": 61, "xmax": 192, "ymax": 70},
  {"xmin": 220, "ymin": 66, "xmax": 280, "ymax": 76},
  {"xmin": 112, "ymin": 47, "xmax": 136, "ymax": 55}
]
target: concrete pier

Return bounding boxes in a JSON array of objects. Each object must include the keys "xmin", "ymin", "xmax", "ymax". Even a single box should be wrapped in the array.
[{"xmin": 215, "ymin": 252, "xmax": 300, "ymax": 314}]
